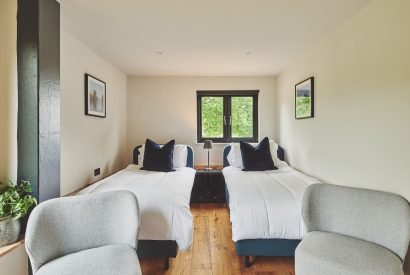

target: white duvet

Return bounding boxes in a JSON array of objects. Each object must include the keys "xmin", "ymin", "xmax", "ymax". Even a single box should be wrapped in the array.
[
  {"xmin": 78, "ymin": 165, "xmax": 196, "ymax": 251},
  {"xmin": 223, "ymin": 161, "xmax": 321, "ymax": 241}
]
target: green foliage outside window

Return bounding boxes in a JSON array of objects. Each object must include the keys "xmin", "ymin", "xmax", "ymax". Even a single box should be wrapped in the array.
[
  {"xmin": 232, "ymin": 97, "xmax": 253, "ymax": 137},
  {"xmin": 201, "ymin": 97, "xmax": 224, "ymax": 137},
  {"xmin": 202, "ymin": 96, "xmax": 254, "ymax": 138}
]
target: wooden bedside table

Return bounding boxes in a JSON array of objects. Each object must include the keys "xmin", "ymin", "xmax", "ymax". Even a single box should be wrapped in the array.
[{"xmin": 190, "ymin": 165, "xmax": 226, "ymax": 203}]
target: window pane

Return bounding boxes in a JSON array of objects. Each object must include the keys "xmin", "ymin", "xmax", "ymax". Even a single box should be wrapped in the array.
[
  {"xmin": 201, "ymin": 97, "xmax": 223, "ymax": 138},
  {"xmin": 231, "ymin": 97, "xmax": 253, "ymax": 138}
]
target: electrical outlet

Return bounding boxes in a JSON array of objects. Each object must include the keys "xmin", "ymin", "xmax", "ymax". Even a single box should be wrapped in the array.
[{"xmin": 94, "ymin": 168, "xmax": 101, "ymax": 176}]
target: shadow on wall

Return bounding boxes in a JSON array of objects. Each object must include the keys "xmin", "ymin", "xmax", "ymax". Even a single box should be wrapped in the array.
[{"xmin": 405, "ymin": 244, "xmax": 409, "ymax": 275}]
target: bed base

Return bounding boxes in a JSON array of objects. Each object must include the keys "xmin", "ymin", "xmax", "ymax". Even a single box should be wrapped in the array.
[
  {"xmin": 236, "ymin": 239, "xmax": 301, "ymax": 267},
  {"xmin": 137, "ymin": 240, "xmax": 178, "ymax": 270}
]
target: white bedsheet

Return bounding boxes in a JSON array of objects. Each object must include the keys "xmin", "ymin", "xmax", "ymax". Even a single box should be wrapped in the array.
[
  {"xmin": 78, "ymin": 165, "xmax": 196, "ymax": 251},
  {"xmin": 223, "ymin": 162, "xmax": 321, "ymax": 241}
]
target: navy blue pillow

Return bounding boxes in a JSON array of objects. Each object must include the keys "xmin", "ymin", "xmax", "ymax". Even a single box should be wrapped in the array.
[
  {"xmin": 240, "ymin": 137, "xmax": 277, "ymax": 171},
  {"xmin": 142, "ymin": 139, "xmax": 175, "ymax": 172}
]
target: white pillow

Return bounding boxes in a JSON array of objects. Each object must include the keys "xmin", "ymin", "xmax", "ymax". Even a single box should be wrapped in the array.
[
  {"xmin": 269, "ymin": 141, "xmax": 279, "ymax": 163},
  {"xmin": 137, "ymin": 144, "xmax": 188, "ymax": 168},
  {"xmin": 227, "ymin": 140, "xmax": 280, "ymax": 168},
  {"xmin": 173, "ymin": 145, "xmax": 188, "ymax": 168},
  {"xmin": 137, "ymin": 144, "xmax": 145, "ymax": 168},
  {"xmin": 227, "ymin": 143, "xmax": 244, "ymax": 168}
]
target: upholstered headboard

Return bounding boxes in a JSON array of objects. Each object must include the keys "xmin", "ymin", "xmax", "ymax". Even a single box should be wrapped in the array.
[
  {"xmin": 223, "ymin": 144, "xmax": 285, "ymax": 167},
  {"xmin": 133, "ymin": 145, "xmax": 194, "ymax": 168}
]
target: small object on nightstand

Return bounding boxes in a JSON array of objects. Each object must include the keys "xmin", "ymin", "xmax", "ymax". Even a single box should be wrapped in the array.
[{"xmin": 203, "ymin": 140, "xmax": 213, "ymax": 171}]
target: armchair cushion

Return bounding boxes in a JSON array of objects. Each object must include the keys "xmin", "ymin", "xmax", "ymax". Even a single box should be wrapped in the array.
[
  {"xmin": 26, "ymin": 191, "xmax": 139, "ymax": 273},
  {"xmin": 302, "ymin": 184, "xmax": 410, "ymax": 261},
  {"xmin": 296, "ymin": 231, "xmax": 404, "ymax": 275},
  {"xmin": 36, "ymin": 244, "xmax": 141, "ymax": 275}
]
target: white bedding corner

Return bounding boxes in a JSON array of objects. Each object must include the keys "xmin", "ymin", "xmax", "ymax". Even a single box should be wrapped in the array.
[
  {"xmin": 78, "ymin": 165, "xmax": 196, "ymax": 251},
  {"xmin": 223, "ymin": 163, "xmax": 321, "ymax": 241}
]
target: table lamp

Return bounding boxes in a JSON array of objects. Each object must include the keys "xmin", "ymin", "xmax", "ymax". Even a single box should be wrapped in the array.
[{"xmin": 203, "ymin": 140, "xmax": 213, "ymax": 170}]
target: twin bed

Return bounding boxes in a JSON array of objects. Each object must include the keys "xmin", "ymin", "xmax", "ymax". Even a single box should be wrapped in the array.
[
  {"xmin": 77, "ymin": 141, "xmax": 320, "ymax": 268},
  {"xmin": 222, "ymin": 144, "xmax": 321, "ymax": 266},
  {"xmin": 78, "ymin": 145, "xmax": 195, "ymax": 269}
]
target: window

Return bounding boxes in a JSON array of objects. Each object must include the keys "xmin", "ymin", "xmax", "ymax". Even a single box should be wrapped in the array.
[{"xmin": 197, "ymin": 90, "xmax": 258, "ymax": 143}]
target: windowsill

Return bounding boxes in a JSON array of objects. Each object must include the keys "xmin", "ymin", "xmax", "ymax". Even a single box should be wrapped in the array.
[
  {"xmin": 0, "ymin": 166, "xmax": 130, "ymax": 258},
  {"xmin": 0, "ymin": 187, "xmax": 86, "ymax": 258},
  {"xmin": 194, "ymin": 139, "xmax": 259, "ymax": 144},
  {"xmin": 0, "ymin": 237, "xmax": 25, "ymax": 257},
  {"xmin": 65, "ymin": 184, "xmax": 93, "ymax": 196},
  {"xmin": 194, "ymin": 142, "xmax": 231, "ymax": 145}
]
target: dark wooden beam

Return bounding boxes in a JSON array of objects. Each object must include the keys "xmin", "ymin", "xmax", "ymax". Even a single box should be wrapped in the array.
[{"xmin": 17, "ymin": 0, "xmax": 60, "ymax": 202}]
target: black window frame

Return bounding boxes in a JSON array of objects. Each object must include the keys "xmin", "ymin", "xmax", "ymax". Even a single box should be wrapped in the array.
[{"xmin": 197, "ymin": 90, "xmax": 259, "ymax": 143}]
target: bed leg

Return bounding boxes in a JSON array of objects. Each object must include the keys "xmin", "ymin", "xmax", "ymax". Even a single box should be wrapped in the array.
[
  {"xmin": 243, "ymin": 255, "xmax": 250, "ymax": 267},
  {"xmin": 164, "ymin": 257, "xmax": 169, "ymax": 270}
]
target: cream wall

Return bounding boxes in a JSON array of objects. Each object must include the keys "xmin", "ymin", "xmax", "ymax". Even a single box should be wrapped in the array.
[
  {"xmin": 60, "ymin": 28, "xmax": 128, "ymax": 195},
  {"xmin": 0, "ymin": 246, "xmax": 28, "ymax": 275},
  {"xmin": 127, "ymin": 76, "xmax": 277, "ymax": 165},
  {"xmin": 277, "ymin": 1, "xmax": 410, "ymax": 268},
  {"xmin": 277, "ymin": 1, "xmax": 410, "ymax": 204},
  {"xmin": 0, "ymin": 1, "xmax": 27, "ymax": 274},
  {"xmin": 0, "ymin": 0, "xmax": 18, "ymax": 183}
]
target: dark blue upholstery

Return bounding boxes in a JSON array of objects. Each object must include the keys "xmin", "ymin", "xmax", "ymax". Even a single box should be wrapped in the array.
[
  {"xmin": 223, "ymin": 144, "xmax": 285, "ymax": 167},
  {"xmin": 186, "ymin": 146, "xmax": 194, "ymax": 168},
  {"xmin": 236, "ymin": 239, "xmax": 300, "ymax": 256},
  {"xmin": 133, "ymin": 145, "xmax": 143, "ymax": 165},
  {"xmin": 133, "ymin": 144, "xmax": 194, "ymax": 168},
  {"xmin": 223, "ymin": 146, "xmax": 231, "ymax": 167}
]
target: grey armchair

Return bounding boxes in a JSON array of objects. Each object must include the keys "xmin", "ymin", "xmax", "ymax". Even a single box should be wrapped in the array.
[
  {"xmin": 296, "ymin": 184, "xmax": 410, "ymax": 275},
  {"xmin": 25, "ymin": 191, "xmax": 142, "ymax": 275}
]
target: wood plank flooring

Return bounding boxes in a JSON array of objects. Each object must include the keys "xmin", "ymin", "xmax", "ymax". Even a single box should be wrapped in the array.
[{"xmin": 140, "ymin": 203, "xmax": 295, "ymax": 275}]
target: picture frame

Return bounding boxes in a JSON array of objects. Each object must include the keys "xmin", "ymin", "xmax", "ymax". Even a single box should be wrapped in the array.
[
  {"xmin": 295, "ymin": 77, "xmax": 314, "ymax": 119},
  {"xmin": 85, "ymin": 74, "xmax": 106, "ymax": 118}
]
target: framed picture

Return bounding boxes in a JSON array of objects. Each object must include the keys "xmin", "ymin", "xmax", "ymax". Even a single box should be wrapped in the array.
[
  {"xmin": 85, "ymin": 74, "xmax": 106, "ymax": 118},
  {"xmin": 295, "ymin": 77, "xmax": 314, "ymax": 119}
]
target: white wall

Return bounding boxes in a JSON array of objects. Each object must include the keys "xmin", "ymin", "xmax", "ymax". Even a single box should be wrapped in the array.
[
  {"xmin": 127, "ymin": 76, "xmax": 277, "ymax": 165},
  {"xmin": 60, "ymin": 28, "xmax": 128, "ymax": 195},
  {"xmin": 0, "ymin": 0, "xmax": 18, "ymax": 183},
  {"xmin": 277, "ymin": 0, "xmax": 410, "ymax": 202}
]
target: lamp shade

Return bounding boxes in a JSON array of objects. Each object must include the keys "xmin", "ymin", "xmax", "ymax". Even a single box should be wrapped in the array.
[{"xmin": 203, "ymin": 140, "xmax": 213, "ymax": 149}]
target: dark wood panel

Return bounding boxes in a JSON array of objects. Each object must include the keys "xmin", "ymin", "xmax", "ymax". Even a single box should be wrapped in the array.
[
  {"xmin": 17, "ymin": 0, "xmax": 40, "ymax": 201},
  {"xmin": 17, "ymin": 0, "xmax": 60, "ymax": 202},
  {"xmin": 38, "ymin": 0, "xmax": 60, "ymax": 202}
]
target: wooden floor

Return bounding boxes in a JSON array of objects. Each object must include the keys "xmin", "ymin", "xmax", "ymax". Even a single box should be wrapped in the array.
[{"xmin": 140, "ymin": 203, "xmax": 295, "ymax": 275}]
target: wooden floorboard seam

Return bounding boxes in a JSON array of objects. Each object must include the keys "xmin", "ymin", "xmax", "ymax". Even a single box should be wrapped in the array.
[{"xmin": 140, "ymin": 203, "xmax": 295, "ymax": 275}]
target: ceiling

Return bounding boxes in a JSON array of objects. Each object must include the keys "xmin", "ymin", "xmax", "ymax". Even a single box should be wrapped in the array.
[{"xmin": 59, "ymin": 0, "xmax": 373, "ymax": 76}]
